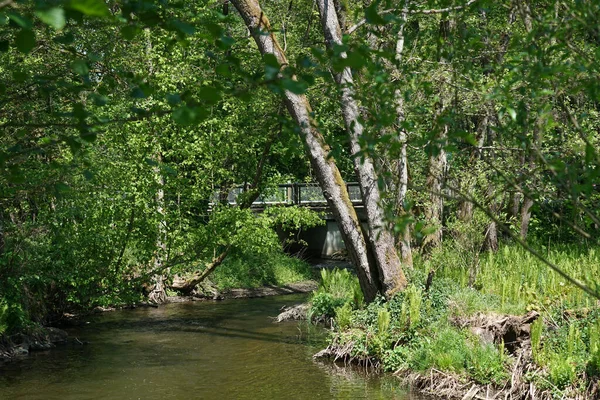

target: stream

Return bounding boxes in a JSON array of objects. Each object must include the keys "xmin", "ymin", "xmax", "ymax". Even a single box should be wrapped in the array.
[{"xmin": 0, "ymin": 294, "xmax": 426, "ymax": 399}]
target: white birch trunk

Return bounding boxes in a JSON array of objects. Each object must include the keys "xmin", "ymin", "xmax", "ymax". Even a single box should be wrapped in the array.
[
  {"xmin": 315, "ymin": 0, "xmax": 407, "ymax": 296},
  {"xmin": 231, "ymin": 0, "xmax": 381, "ymax": 300}
]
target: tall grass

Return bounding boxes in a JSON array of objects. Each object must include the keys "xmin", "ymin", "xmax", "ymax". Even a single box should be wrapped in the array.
[
  {"xmin": 211, "ymin": 250, "xmax": 314, "ymax": 290},
  {"xmin": 424, "ymin": 243, "xmax": 600, "ymax": 313}
]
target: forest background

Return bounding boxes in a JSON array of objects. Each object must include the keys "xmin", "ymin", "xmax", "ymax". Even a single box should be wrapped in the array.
[{"xmin": 1, "ymin": 0, "xmax": 599, "ymax": 396}]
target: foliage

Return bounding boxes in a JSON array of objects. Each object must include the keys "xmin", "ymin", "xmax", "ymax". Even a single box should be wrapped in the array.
[
  {"xmin": 210, "ymin": 250, "xmax": 313, "ymax": 290},
  {"xmin": 425, "ymin": 243, "xmax": 600, "ymax": 314},
  {"xmin": 308, "ymin": 268, "xmax": 363, "ymax": 323}
]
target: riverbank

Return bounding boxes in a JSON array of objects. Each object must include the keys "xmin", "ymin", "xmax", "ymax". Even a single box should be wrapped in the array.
[
  {"xmin": 303, "ymin": 244, "xmax": 600, "ymax": 399},
  {"xmin": 0, "ymin": 326, "xmax": 69, "ymax": 363},
  {"xmin": 0, "ymin": 278, "xmax": 318, "ymax": 364}
]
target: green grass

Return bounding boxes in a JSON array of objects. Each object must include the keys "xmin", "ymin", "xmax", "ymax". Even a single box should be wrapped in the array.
[
  {"xmin": 317, "ymin": 241, "xmax": 600, "ymax": 396},
  {"xmin": 307, "ymin": 268, "xmax": 364, "ymax": 322},
  {"xmin": 423, "ymin": 242, "xmax": 600, "ymax": 313},
  {"xmin": 210, "ymin": 250, "xmax": 314, "ymax": 290}
]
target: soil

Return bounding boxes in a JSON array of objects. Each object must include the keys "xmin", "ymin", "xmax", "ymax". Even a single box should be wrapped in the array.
[{"xmin": 166, "ymin": 280, "xmax": 318, "ymax": 302}]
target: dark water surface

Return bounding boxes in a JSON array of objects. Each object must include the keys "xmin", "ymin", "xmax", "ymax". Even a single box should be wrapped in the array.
[{"xmin": 0, "ymin": 294, "xmax": 424, "ymax": 399}]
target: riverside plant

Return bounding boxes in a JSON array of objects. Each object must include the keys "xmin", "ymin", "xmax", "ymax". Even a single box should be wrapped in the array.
[
  {"xmin": 316, "ymin": 245, "xmax": 600, "ymax": 398},
  {"xmin": 425, "ymin": 243, "xmax": 600, "ymax": 313}
]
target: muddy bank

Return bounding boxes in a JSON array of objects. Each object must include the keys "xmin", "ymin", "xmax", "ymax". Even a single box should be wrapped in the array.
[
  {"xmin": 0, "ymin": 327, "xmax": 68, "ymax": 363},
  {"xmin": 167, "ymin": 280, "xmax": 318, "ymax": 302}
]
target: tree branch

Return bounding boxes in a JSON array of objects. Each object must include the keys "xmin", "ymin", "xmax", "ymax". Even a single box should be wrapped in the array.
[{"xmin": 347, "ymin": 0, "xmax": 479, "ymax": 34}]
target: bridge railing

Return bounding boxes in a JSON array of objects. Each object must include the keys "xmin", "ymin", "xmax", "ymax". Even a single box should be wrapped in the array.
[{"xmin": 209, "ymin": 182, "xmax": 363, "ymax": 207}]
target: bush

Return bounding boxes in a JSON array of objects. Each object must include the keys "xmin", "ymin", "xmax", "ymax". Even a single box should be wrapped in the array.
[
  {"xmin": 211, "ymin": 250, "xmax": 313, "ymax": 289},
  {"xmin": 308, "ymin": 268, "xmax": 363, "ymax": 323},
  {"xmin": 466, "ymin": 342, "xmax": 508, "ymax": 385}
]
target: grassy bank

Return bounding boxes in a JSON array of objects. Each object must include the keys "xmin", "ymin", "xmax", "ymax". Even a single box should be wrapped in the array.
[
  {"xmin": 309, "ymin": 243, "xmax": 600, "ymax": 399},
  {"xmin": 208, "ymin": 250, "xmax": 315, "ymax": 291}
]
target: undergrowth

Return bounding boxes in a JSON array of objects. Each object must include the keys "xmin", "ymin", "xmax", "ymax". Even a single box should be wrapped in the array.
[
  {"xmin": 210, "ymin": 250, "xmax": 314, "ymax": 290},
  {"xmin": 311, "ymin": 243, "xmax": 600, "ymax": 398}
]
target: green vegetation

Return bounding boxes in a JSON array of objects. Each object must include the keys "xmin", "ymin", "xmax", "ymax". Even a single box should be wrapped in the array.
[
  {"xmin": 308, "ymin": 268, "xmax": 364, "ymax": 324},
  {"xmin": 313, "ymin": 244, "xmax": 600, "ymax": 397},
  {"xmin": 210, "ymin": 250, "xmax": 314, "ymax": 290},
  {"xmin": 1, "ymin": 0, "xmax": 599, "ymax": 397}
]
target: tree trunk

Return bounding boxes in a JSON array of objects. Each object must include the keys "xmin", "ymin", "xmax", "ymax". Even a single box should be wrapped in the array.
[
  {"xmin": 315, "ymin": 0, "xmax": 407, "ymax": 296},
  {"xmin": 170, "ymin": 249, "xmax": 229, "ymax": 294},
  {"xmin": 230, "ymin": 0, "xmax": 381, "ymax": 301},
  {"xmin": 145, "ymin": 29, "xmax": 168, "ymax": 304},
  {"xmin": 520, "ymin": 196, "xmax": 534, "ymax": 241},
  {"xmin": 485, "ymin": 220, "xmax": 499, "ymax": 252},
  {"xmin": 421, "ymin": 121, "xmax": 447, "ymax": 256},
  {"xmin": 149, "ymin": 153, "xmax": 168, "ymax": 304},
  {"xmin": 393, "ymin": 8, "xmax": 413, "ymax": 268},
  {"xmin": 396, "ymin": 125, "xmax": 413, "ymax": 267}
]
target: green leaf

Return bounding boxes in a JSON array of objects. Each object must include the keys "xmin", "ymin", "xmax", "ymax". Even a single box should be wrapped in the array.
[
  {"xmin": 0, "ymin": 13, "xmax": 9, "ymax": 26},
  {"xmin": 131, "ymin": 87, "xmax": 146, "ymax": 98},
  {"xmin": 198, "ymin": 86, "xmax": 222, "ymax": 104},
  {"xmin": 365, "ymin": 3, "xmax": 386, "ymax": 25},
  {"xmin": 71, "ymin": 59, "xmax": 89, "ymax": 75},
  {"xmin": 120, "ymin": 25, "xmax": 138, "ymax": 40},
  {"xmin": 585, "ymin": 143, "xmax": 595, "ymax": 164},
  {"xmin": 171, "ymin": 19, "xmax": 195, "ymax": 36},
  {"xmin": 69, "ymin": 0, "xmax": 110, "ymax": 17},
  {"xmin": 507, "ymin": 107, "xmax": 517, "ymax": 121},
  {"xmin": 80, "ymin": 132, "xmax": 97, "ymax": 142},
  {"xmin": 53, "ymin": 32, "xmax": 74, "ymax": 44},
  {"xmin": 173, "ymin": 106, "xmax": 197, "ymax": 125},
  {"xmin": 0, "ymin": 40, "xmax": 8, "ymax": 52},
  {"xmin": 264, "ymin": 54, "xmax": 280, "ymax": 80},
  {"xmin": 83, "ymin": 170, "xmax": 95, "ymax": 181},
  {"xmin": 344, "ymin": 51, "xmax": 367, "ymax": 69},
  {"xmin": 8, "ymin": 13, "xmax": 32, "ymax": 29},
  {"xmin": 215, "ymin": 63, "xmax": 231, "ymax": 77},
  {"xmin": 91, "ymin": 93, "xmax": 108, "ymax": 106},
  {"xmin": 12, "ymin": 70, "xmax": 28, "ymax": 81},
  {"xmin": 55, "ymin": 182, "xmax": 71, "ymax": 193},
  {"xmin": 263, "ymin": 53, "xmax": 279, "ymax": 68},
  {"xmin": 36, "ymin": 8, "xmax": 66, "ymax": 30},
  {"xmin": 281, "ymin": 78, "xmax": 307, "ymax": 95},
  {"xmin": 15, "ymin": 29, "xmax": 36, "ymax": 53},
  {"xmin": 166, "ymin": 93, "xmax": 181, "ymax": 105}
]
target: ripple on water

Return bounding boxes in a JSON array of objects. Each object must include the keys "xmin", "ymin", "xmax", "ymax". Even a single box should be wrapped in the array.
[{"xmin": 0, "ymin": 295, "xmax": 426, "ymax": 400}]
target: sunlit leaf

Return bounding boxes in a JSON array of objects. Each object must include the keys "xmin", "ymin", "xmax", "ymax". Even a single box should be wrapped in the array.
[{"xmin": 35, "ymin": 8, "xmax": 66, "ymax": 30}]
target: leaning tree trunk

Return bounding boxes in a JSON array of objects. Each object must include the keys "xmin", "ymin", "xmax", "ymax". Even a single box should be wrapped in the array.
[
  {"xmin": 231, "ymin": 0, "xmax": 381, "ymax": 301},
  {"xmin": 315, "ymin": 0, "xmax": 407, "ymax": 296}
]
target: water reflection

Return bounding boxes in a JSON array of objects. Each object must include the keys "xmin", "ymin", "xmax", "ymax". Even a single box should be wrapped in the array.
[{"xmin": 0, "ymin": 295, "xmax": 426, "ymax": 400}]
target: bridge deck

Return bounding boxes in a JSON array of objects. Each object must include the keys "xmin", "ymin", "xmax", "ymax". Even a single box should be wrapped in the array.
[{"xmin": 210, "ymin": 182, "xmax": 363, "ymax": 209}]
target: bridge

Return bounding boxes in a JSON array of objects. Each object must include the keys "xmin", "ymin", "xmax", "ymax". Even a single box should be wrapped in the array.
[
  {"xmin": 211, "ymin": 182, "xmax": 365, "ymax": 258},
  {"xmin": 211, "ymin": 182, "xmax": 363, "ymax": 209}
]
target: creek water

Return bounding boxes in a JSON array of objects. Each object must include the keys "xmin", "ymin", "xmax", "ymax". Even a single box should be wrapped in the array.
[{"xmin": 0, "ymin": 294, "xmax": 425, "ymax": 399}]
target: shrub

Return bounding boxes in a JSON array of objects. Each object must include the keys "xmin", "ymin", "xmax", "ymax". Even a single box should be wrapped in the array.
[
  {"xmin": 466, "ymin": 342, "xmax": 508, "ymax": 385},
  {"xmin": 308, "ymin": 268, "xmax": 363, "ymax": 323}
]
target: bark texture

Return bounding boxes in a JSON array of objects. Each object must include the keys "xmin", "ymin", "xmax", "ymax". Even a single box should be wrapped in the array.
[
  {"xmin": 422, "ymin": 121, "xmax": 447, "ymax": 255},
  {"xmin": 315, "ymin": 0, "xmax": 407, "ymax": 295},
  {"xmin": 393, "ymin": 12, "xmax": 413, "ymax": 268},
  {"xmin": 230, "ymin": 0, "xmax": 381, "ymax": 301}
]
